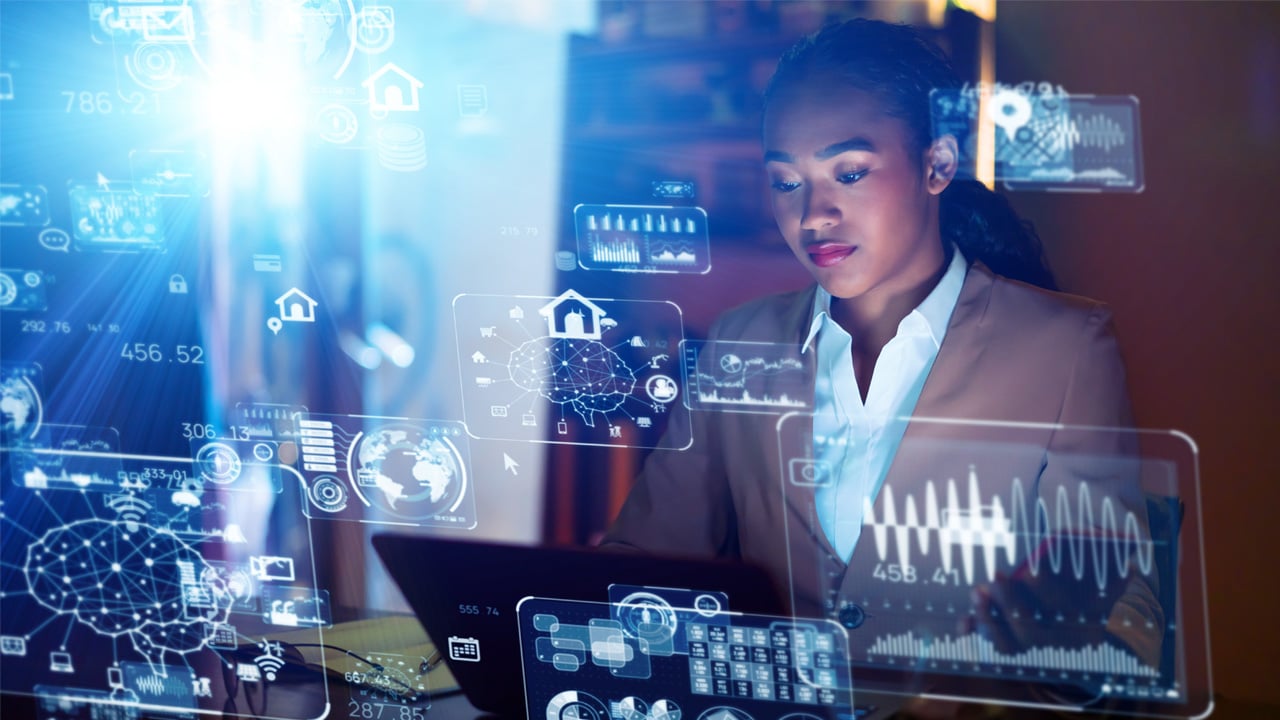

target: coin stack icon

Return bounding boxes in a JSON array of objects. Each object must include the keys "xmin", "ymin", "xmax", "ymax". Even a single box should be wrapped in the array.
[{"xmin": 376, "ymin": 123, "xmax": 427, "ymax": 172}]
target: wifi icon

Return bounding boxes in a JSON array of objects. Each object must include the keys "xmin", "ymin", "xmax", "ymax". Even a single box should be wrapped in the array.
[
  {"xmin": 106, "ymin": 493, "xmax": 152, "ymax": 531},
  {"xmin": 254, "ymin": 652, "xmax": 286, "ymax": 681}
]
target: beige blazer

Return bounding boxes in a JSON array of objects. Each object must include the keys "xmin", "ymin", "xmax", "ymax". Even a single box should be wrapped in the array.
[{"xmin": 603, "ymin": 260, "xmax": 1163, "ymax": 667}]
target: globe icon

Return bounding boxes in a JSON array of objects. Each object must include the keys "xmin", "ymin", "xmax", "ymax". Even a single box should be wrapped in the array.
[{"xmin": 0, "ymin": 372, "xmax": 41, "ymax": 439}]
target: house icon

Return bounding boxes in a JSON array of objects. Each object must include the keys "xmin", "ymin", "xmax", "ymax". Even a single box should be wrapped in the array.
[
  {"xmin": 539, "ymin": 289, "xmax": 608, "ymax": 340},
  {"xmin": 276, "ymin": 288, "xmax": 318, "ymax": 323},
  {"xmin": 362, "ymin": 62, "xmax": 424, "ymax": 113}
]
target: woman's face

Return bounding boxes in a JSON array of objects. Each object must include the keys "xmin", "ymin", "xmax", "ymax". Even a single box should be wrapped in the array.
[{"xmin": 763, "ymin": 79, "xmax": 951, "ymax": 301}]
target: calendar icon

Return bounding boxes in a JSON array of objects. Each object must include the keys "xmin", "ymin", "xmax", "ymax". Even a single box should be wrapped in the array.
[{"xmin": 447, "ymin": 636, "xmax": 481, "ymax": 662}]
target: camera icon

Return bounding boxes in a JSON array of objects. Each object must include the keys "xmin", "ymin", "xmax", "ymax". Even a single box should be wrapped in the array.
[{"xmin": 788, "ymin": 458, "xmax": 833, "ymax": 487}]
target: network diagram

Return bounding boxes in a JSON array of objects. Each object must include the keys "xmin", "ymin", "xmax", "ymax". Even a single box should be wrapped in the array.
[
  {"xmin": 453, "ymin": 290, "xmax": 690, "ymax": 449},
  {"xmin": 1, "ymin": 423, "xmax": 329, "ymax": 719}
]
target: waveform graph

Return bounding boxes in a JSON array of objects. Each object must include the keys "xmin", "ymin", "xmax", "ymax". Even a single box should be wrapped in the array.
[
  {"xmin": 1003, "ymin": 95, "xmax": 1144, "ymax": 192},
  {"xmin": 573, "ymin": 203, "xmax": 711, "ymax": 274},
  {"xmin": 681, "ymin": 339, "xmax": 811, "ymax": 414},
  {"xmin": 860, "ymin": 466, "xmax": 1156, "ymax": 592},
  {"xmin": 1068, "ymin": 113, "xmax": 1128, "ymax": 152}
]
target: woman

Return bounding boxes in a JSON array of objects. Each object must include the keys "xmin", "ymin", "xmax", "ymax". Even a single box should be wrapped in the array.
[{"xmin": 603, "ymin": 18, "xmax": 1162, "ymax": 698}]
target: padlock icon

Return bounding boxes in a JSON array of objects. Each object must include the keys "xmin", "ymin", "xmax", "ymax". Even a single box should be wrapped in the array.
[{"xmin": 169, "ymin": 274, "xmax": 188, "ymax": 294}]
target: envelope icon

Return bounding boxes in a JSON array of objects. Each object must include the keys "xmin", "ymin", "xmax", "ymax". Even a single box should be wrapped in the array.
[{"xmin": 141, "ymin": 6, "xmax": 194, "ymax": 43}]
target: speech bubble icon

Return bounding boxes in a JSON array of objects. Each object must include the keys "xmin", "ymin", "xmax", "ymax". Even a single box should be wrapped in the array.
[
  {"xmin": 38, "ymin": 228, "xmax": 70, "ymax": 252},
  {"xmin": 987, "ymin": 89, "xmax": 1033, "ymax": 142},
  {"xmin": 267, "ymin": 317, "xmax": 283, "ymax": 335}
]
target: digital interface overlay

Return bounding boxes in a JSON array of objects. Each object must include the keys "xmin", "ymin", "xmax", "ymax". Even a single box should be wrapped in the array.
[
  {"xmin": 293, "ymin": 412, "xmax": 476, "ymax": 529},
  {"xmin": 682, "ymin": 340, "xmax": 812, "ymax": 414},
  {"xmin": 931, "ymin": 85, "xmax": 1144, "ymax": 192},
  {"xmin": 453, "ymin": 290, "xmax": 690, "ymax": 449},
  {"xmin": 1, "ymin": 438, "xmax": 328, "ymax": 718},
  {"xmin": 573, "ymin": 204, "xmax": 711, "ymax": 274},
  {"xmin": 775, "ymin": 415, "xmax": 1210, "ymax": 717},
  {"xmin": 519, "ymin": 596, "xmax": 856, "ymax": 720}
]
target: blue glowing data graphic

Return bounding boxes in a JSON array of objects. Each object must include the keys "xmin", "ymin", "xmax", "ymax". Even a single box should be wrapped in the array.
[
  {"xmin": 454, "ymin": 291, "xmax": 690, "ymax": 449},
  {"xmin": 128, "ymin": 149, "xmax": 210, "ymax": 197},
  {"xmin": 68, "ymin": 183, "xmax": 166, "ymax": 251},
  {"xmin": 931, "ymin": 87, "xmax": 1144, "ymax": 192},
  {"xmin": 9, "ymin": 425, "xmax": 122, "ymax": 493},
  {"xmin": 574, "ymin": 204, "xmax": 711, "ymax": 274},
  {"xmin": 519, "ymin": 597, "xmax": 854, "ymax": 719},
  {"xmin": 774, "ymin": 415, "xmax": 1203, "ymax": 712},
  {"xmin": 607, "ymin": 585, "xmax": 730, "ymax": 657},
  {"xmin": 682, "ymin": 340, "xmax": 811, "ymax": 413},
  {"xmin": 0, "ymin": 268, "xmax": 49, "ymax": 312},
  {"xmin": 0, "ymin": 184, "xmax": 51, "ymax": 227},
  {"xmin": 293, "ymin": 413, "xmax": 475, "ymax": 528},
  {"xmin": 0, "ymin": 364, "xmax": 44, "ymax": 441},
  {"xmin": 0, "ymin": 445, "xmax": 328, "ymax": 718},
  {"xmin": 863, "ymin": 470, "xmax": 1154, "ymax": 590}
]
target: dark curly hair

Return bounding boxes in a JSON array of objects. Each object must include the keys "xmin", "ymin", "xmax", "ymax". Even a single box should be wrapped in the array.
[{"xmin": 764, "ymin": 19, "xmax": 1057, "ymax": 291}]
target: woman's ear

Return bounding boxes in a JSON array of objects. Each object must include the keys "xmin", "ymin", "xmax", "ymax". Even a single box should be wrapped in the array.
[{"xmin": 924, "ymin": 134, "xmax": 959, "ymax": 195}]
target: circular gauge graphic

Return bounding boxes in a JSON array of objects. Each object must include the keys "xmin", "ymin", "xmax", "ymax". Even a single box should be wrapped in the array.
[
  {"xmin": 127, "ymin": 42, "xmax": 183, "ymax": 91},
  {"xmin": 0, "ymin": 370, "xmax": 42, "ymax": 440},
  {"xmin": 616, "ymin": 697, "xmax": 648, "ymax": 720},
  {"xmin": 693, "ymin": 594, "xmax": 722, "ymax": 616},
  {"xmin": 308, "ymin": 475, "xmax": 349, "ymax": 513},
  {"xmin": 696, "ymin": 707, "xmax": 754, "ymax": 720},
  {"xmin": 545, "ymin": 690, "xmax": 609, "ymax": 720},
  {"xmin": 316, "ymin": 103, "xmax": 359, "ymax": 144},
  {"xmin": 195, "ymin": 442, "xmax": 242, "ymax": 485},
  {"xmin": 252, "ymin": 442, "xmax": 275, "ymax": 462},
  {"xmin": 651, "ymin": 700, "xmax": 682, "ymax": 720},
  {"xmin": 346, "ymin": 652, "xmax": 428, "ymax": 704},
  {"xmin": 348, "ymin": 423, "xmax": 468, "ymax": 520},
  {"xmin": 0, "ymin": 272, "xmax": 17, "ymax": 307},
  {"xmin": 719, "ymin": 353, "xmax": 743, "ymax": 374},
  {"xmin": 353, "ymin": 7, "xmax": 395, "ymax": 53},
  {"xmin": 616, "ymin": 591, "xmax": 678, "ymax": 647}
]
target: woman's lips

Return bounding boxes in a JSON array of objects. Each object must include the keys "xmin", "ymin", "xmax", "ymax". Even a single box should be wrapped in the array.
[{"xmin": 806, "ymin": 242, "xmax": 856, "ymax": 268}]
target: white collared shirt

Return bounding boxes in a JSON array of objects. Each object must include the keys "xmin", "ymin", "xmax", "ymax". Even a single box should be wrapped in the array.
[{"xmin": 801, "ymin": 245, "xmax": 968, "ymax": 561}]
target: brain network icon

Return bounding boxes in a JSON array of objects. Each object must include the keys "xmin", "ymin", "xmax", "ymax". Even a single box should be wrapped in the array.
[
  {"xmin": 509, "ymin": 338, "xmax": 636, "ymax": 427},
  {"xmin": 23, "ymin": 518, "xmax": 232, "ymax": 674}
]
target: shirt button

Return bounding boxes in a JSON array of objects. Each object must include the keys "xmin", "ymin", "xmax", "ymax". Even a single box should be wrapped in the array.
[{"xmin": 839, "ymin": 603, "xmax": 865, "ymax": 629}]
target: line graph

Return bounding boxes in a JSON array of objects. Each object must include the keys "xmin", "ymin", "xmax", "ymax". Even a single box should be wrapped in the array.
[
  {"xmin": 683, "ymin": 341, "xmax": 811, "ymax": 414},
  {"xmin": 862, "ymin": 467, "xmax": 1154, "ymax": 589}
]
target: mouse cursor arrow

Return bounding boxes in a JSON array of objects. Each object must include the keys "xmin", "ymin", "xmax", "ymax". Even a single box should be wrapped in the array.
[{"xmin": 503, "ymin": 453, "xmax": 519, "ymax": 475}]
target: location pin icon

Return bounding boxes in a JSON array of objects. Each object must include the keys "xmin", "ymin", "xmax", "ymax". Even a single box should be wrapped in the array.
[
  {"xmin": 987, "ymin": 89, "xmax": 1033, "ymax": 142},
  {"xmin": 267, "ymin": 317, "xmax": 283, "ymax": 335}
]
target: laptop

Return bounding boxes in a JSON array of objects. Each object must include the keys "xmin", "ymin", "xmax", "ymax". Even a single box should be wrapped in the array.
[{"xmin": 372, "ymin": 534, "xmax": 786, "ymax": 718}]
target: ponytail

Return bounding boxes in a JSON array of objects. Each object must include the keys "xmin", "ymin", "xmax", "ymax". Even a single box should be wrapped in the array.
[{"xmin": 940, "ymin": 179, "xmax": 1058, "ymax": 291}]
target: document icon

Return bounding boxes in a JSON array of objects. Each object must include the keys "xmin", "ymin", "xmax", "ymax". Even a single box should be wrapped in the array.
[
  {"xmin": 141, "ymin": 6, "xmax": 194, "ymax": 43},
  {"xmin": 447, "ymin": 636, "xmax": 481, "ymax": 662}
]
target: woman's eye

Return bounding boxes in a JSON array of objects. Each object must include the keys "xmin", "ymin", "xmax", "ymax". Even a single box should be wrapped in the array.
[
  {"xmin": 837, "ymin": 169, "xmax": 868, "ymax": 184},
  {"xmin": 770, "ymin": 179, "xmax": 800, "ymax": 193}
]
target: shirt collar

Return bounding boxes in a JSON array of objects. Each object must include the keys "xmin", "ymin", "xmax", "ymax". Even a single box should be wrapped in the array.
[{"xmin": 802, "ymin": 244, "xmax": 968, "ymax": 353}]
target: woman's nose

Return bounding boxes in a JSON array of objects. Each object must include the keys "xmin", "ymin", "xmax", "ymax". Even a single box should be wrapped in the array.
[{"xmin": 799, "ymin": 187, "xmax": 841, "ymax": 230}]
